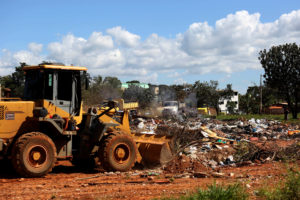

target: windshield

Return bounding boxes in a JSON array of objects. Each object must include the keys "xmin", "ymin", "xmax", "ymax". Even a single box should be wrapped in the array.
[
  {"xmin": 24, "ymin": 70, "xmax": 53, "ymax": 100},
  {"xmin": 163, "ymin": 102, "xmax": 178, "ymax": 107}
]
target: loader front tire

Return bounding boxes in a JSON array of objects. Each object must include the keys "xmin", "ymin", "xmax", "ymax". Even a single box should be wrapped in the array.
[
  {"xmin": 11, "ymin": 132, "xmax": 57, "ymax": 177},
  {"xmin": 101, "ymin": 133, "xmax": 137, "ymax": 172}
]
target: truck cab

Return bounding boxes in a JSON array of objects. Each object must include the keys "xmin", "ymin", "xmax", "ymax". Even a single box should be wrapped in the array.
[
  {"xmin": 23, "ymin": 63, "xmax": 86, "ymax": 120},
  {"xmin": 162, "ymin": 101, "xmax": 179, "ymax": 117}
]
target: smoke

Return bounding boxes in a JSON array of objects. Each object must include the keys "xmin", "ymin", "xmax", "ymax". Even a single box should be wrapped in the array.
[{"xmin": 184, "ymin": 92, "xmax": 197, "ymax": 107}]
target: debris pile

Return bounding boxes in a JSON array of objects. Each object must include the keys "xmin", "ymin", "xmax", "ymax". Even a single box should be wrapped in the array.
[
  {"xmin": 131, "ymin": 116, "xmax": 300, "ymax": 174},
  {"xmin": 153, "ymin": 117, "xmax": 300, "ymax": 143},
  {"xmin": 133, "ymin": 117, "xmax": 300, "ymax": 140},
  {"xmin": 163, "ymin": 154, "xmax": 209, "ymax": 174}
]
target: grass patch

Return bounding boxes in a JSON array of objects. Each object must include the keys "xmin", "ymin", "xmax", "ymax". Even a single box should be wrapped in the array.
[
  {"xmin": 157, "ymin": 182, "xmax": 248, "ymax": 200},
  {"xmin": 257, "ymin": 168, "xmax": 300, "ymax": 200}
]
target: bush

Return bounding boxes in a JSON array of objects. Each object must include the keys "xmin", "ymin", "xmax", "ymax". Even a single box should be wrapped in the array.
[
  {"xmin": 158, "ymin": 183, "xmax": 248, "ymax": 200},
  {"xmin": 257, "ymin": 168, "xmax": 300, "ymax": 200}
]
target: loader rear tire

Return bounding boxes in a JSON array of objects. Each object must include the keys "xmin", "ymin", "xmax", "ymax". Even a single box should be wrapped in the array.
[
  {"xmin": 11, "ymin": 132, "xmax": 57, "ymax": 177},
  {"xmin": 101, "ymin": 133, "xmax": 137, "ymax": 172}
]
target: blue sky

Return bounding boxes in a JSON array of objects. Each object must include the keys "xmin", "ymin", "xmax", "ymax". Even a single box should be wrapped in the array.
[{"xmin": 1, "ymin": 0, "xmax": 300, "ymax": 93}]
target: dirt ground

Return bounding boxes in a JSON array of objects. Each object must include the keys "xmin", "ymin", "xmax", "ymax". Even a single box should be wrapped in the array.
[{"xmin": 0, "ymin": 158, "xmax": 299, "ymax": 200}]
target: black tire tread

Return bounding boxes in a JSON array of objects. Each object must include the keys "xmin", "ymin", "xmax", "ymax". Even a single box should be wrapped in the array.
[
  {"xmin": 11, "ymin": 132, "xmax": 57, "ymax": 177},
  {"xmin": 101, "ymin": 132, "xmax": 137, "ymax": 171}
]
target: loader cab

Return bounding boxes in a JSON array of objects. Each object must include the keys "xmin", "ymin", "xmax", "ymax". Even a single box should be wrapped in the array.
[{"xmin": 23, "ymin": 63, "xmax": 87, "ymax": 115}]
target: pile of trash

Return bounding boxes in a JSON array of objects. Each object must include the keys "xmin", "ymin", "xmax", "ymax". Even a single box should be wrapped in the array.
[
  {"xmin": 133, "ymin": 116, "xmax": 299, "ymax": 139},
  {"xmin": 131, "ymin": 116, "xmax": 300, "ymax": 173},
  {"xmin": 167, "ymin": 139, "xmax": 300, "ymax": 173},
  {"xmin": 158, "ymin": 117, "xmax": 299, "ymax": 140}
]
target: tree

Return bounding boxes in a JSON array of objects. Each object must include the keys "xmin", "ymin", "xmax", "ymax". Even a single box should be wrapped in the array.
[
  {"xmin": 220, "ymin": 84, "xmax": 235, "ymax": 100},
  {"xmin": 82, "ymin": 75, "xmax": 122, "ymax": 106},
  {"xmin": 193, "ymin": 81, "xmax": 236, "ymax": 114},
  {"xmin": 238, "ymin": 94, "xmax": 249, "ymax": 114},
  {"xmin": 103, "ymin": 77, "xmax": 122, "ymax": 89},
  {"xmin": 220, "ymin": 84, "xmax": 236, "ymax": 114},
  {"xmin": 93, "ymin": 75, "xmax": 103, "ymax": 86},
  {"xmin": 253, "ymin": 85, "xmax": 277, "ymax": 113},
  {"xmin": 239, "ymin": 85, "xmax": 278, "ymax": 114},
  {"xmin": 139, "ymin": 88, "xmax": 154, "ymax": 108},
  {"xmin": 122, "ymin": 85, "xmax": 154, "ymax": 109},
  {"xmin": 0, "ymin": 62, "xmax": 27, "ymax": 97},
  {"xmin": 158, "ymin": 85, "xmax": 176, "ymax": 102},
  {"xmin": 226, "ymin": 101, "xmax": 236, "ymax": 114},
  {"xmin": 259, "ymin": 43, "xmax": 300, "ymax": 119},
  {"xmin": 171, "ymin": 85, "xmax": 186, "ymax": 102},
  {"xmin": 126, "ymin": 80, "xmax": 140, "ymax": 84},
  {"xmin": 193, "ymin": 80, "xmax": 220, "ymax": 113}
]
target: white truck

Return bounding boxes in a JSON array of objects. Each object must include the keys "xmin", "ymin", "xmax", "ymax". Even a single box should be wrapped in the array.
[{"xmin": 162, "ymin": 101, "xmax": 185, "ymax": 117}]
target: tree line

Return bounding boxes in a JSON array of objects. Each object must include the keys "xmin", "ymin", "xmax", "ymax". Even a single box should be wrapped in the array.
[{"xmin": 0, "ymin": 65, "xmax": 237, "ymax": 113}]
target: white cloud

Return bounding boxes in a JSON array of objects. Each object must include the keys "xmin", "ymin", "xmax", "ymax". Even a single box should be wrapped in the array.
[
  {"xmin": 13, "ymin": 51, "xmax": 44, "ymax": 64},
  {"xmin": 1, "ymin": 9, "xmax": 300, "ymax": 82},
  {"xmin": 28, "ymin": 43, "xmax": 43, "ymax": 54},
  {"xmin": 0, "ymin": 48, "xmax": 44, "ymax": 72},
  {"xmin": 107, "ymin": 26, "xmax": 140, "ymax": 47},
  {"xmin": 174, "ymin": 78, "xmax": 187, "ymax": 85},
  {"xmin": 138, "ymin": 72, "xmax": 158, "ymax": 84},
  {"xmin": 86, "ymin": 32, "xmax": 114, "ymax": 50},
  {"xmin": 180, "ymin": 10, "xmax": 300, "ymax": 74},
  {"xmin": 168, "ymin": 71, "xmax": 180, "ymax": 78}
]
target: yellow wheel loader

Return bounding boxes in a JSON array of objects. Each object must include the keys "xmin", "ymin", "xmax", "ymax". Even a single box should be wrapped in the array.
[{"xmin": 0, "ymin": 63, "xmax": 172, "ymax": 177}]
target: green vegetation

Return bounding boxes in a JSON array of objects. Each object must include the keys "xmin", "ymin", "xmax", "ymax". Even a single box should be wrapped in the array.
[
  {"xmin": 0, "ymin": 63, "xmax": 26, "ymax": 97},
  {"xmin": 257, "ymin": 169, "xmax": 300, "ymax": 200},
  {"xmin": 259, "ymin": 43, "xmax": 300, "ymax": 119},
  {"xmin": 156, "ymin": 169, "xmax": 300, "ymax": 200},
  {"xmin": 122, "ymin": 85, "xmax": 154, "ymax": 109},
  {"xmin": 193, "ymin": 81, "xmax": 235, "ymax": 114},
  {"xmin": 82, "ymin": 75, "xmax": 123, "ymax": 106},
  {"xmin": 238, "ymin": 85, "xmax": 278, "ymax": 115},
  {"xmin": 157, "ymin": 183, "xmax": 248, "ymax": 200}
]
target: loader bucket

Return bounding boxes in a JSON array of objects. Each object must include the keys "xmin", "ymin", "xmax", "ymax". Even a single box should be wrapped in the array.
[{"xmin": 131, "ymin": 132, "xmax": 174, "ymax": 166}]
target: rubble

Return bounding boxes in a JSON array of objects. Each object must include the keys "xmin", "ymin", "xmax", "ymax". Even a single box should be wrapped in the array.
[{"xmin": 131, "ymin": 116, "xmax": 300, "ymax": 174}]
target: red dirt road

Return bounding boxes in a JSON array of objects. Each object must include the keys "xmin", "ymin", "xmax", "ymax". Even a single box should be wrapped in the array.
[{"xmin": 0, "ymin": 160, "xmax": 298, "ymax": 200}]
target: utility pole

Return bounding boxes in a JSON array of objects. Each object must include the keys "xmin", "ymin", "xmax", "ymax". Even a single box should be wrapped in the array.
[{"xmin": 260, "ymin": 74, "xmax": 263, "ymax": 114}]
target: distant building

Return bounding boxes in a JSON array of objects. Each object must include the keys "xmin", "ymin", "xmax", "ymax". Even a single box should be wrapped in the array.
[
  {"xmin": 264, "ymin": 103, "xmax": 287, "ymax": 114},
  {"xmin": 121, "ymin": 83, "xmax": 149, "ymax": 90},
  {"xmin": 218, "ymin": 91, "xmax": 239, "ymax": 114}
]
